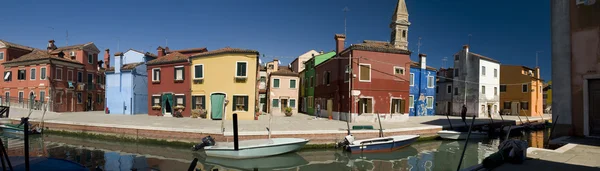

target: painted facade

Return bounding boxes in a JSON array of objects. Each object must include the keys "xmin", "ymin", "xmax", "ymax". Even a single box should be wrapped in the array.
[
  {"xmin": 146, "ymin": 46, "xmax": 207, "ymax": 117},
  {"xmin": 452, "ymin": 45, "xmax": 501, "ymax": 118},
  {"xmin": 300, "ymin": 51, "xmax": 336, "ymax": 116},
  {"xmin": 408, "ymin": 54, "xmax": 437, "ymax": 116},
  {"xmin": 435, "ymin": 68, "xmax": 455, "ymax": 115},
  {"xmin": 189, "ymin": 47, "xmax": 259, "ymax": 120},
  {"xmin": 290, "ymin": 50, "xmax": 320, "ymax": 73},
  {"xmin": 543, "ymin": 81, "xmax": 552, "ymax": 113},
  {"xmin": 499, "ymin": 65, "xmax": 544, "ymax": 117},
  {"xmin": 258, "ymin": 66, "xmax": 267, "ymax": 113},
  {"xmin": 105, "ymin": 49, "xmax": 157, "ymax": 115},
  {"xmin": 0, "ymin": 40, "xmax": 105, "ymax": 112},
  {"xmin": 267, "ymin": 67, "xmax": 299, "ymax": 116}
]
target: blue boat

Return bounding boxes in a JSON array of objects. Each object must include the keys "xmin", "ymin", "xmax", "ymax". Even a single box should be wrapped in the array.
[
  {"xmin": 8, "ymin": 156, "xmax": 88, "ymax": 171},
  {"xmin": 342, "ymin": 135, "xmax": 420, "ymax": 154}
]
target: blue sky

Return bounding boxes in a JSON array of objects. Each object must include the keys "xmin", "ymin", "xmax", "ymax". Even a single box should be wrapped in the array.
[{"xmin": 0, "ymin": 0, "xmax": 551, "ymax": 80}]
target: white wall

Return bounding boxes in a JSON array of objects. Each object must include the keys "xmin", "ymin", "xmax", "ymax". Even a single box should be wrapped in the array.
[{"xmin": 478, "ymin": 59, "xmax": 500, "ymax": 117}]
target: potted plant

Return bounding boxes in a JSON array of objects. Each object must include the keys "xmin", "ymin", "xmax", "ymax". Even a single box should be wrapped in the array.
[
  {"xmin": 284, "ymin": 107, "xmax": 293, "ymax": 117},
  {"xmin": 152, "ymin": 105, "xmax": 161, "ymax": 110},
  {"xmin": 191, "ymin": 109, "xmax": 200, "ymax": 118},
  {"xmin": 199, "ymin": 109, "xmax": 207, "ymax": 119}
]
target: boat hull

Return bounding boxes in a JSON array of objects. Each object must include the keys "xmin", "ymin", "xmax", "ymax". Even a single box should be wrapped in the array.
[
  {"xmin": 437, "ymin": 130, "xmax": 488, "ymax": 140},
  {"xmin": 202, "ymin": 138, "xmax": 309, "ymax": 159},
  {"xmin": 346, "ymin": 135, "xmax": 419, "ymax": 154},
  {"xmin": 0, "ymin": 124, "xmax": 41, "ymax": 135}
]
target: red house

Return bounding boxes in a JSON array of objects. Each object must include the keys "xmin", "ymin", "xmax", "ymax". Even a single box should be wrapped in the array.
[
  {"xmin": 313, "ymin": 0, "xmax": 412, "ymax": 121},
  {"xmin": 146, "ymin": 46, "xmax": 207, "ymax": 117},
  {"xmin": 0, "ymin": 40, "xmax": 106, "ymax": 112}
]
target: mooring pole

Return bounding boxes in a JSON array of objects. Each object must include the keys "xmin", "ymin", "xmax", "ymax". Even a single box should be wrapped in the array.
[
  {"xmin": 446, "ymin": 113, "xmax": 454, "ymax": 130},
  {"xmin": 22, "ymin": 117, "xmax": 30, "ymax": 171},
  {"xmin": 545, "ymin": 115, "xmax": 559, "ymax": 149},
  {"xmin": 376, "ymin": 112, "xmax": 383, "ymax": 138},
  {"xmin": 0, "ymin": 136, "xmax": 12, "ymax": 171},
  {"xmin": 187, "ymin": 158, "xmax": 198, "ymax": 171},
  {"xmin": 456, "ymin": 115, "xmax": 476, "ymax": 171},
  {"xmin": 233, "ymin": 114, "xmax": 239, "ymax": 151}
]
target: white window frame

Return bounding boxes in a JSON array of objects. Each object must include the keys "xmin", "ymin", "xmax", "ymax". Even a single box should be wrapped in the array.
[
  {"xmin": 0, "ymin": 52, "xmax": 4, "ymax": 60},
  {"xmin": 481, "ymin": 66, "xmax": 486, "ymax": 76},
  {"xmin": 152, "ymin": 68, "xmax": 161, "ymax": 82},
  {"xmin": 427, "ymin": 76, "xmax": 434, "ymax": 88},
  {"xmin": 482, "ymin": 86, "xmax": 486, "ymax": 94},
  {"xmin": 30, "ymin": 68, "xmax": 36, "ymax": 80},
  {"xmin": 174, "ymin": 66, "xmax": 184, "ymax": 81},
  {"xmin": 408, "ymin": 95, "xmax": 414, "ymax": 108},
  {"xmin": 235, "ymin": 61, "xmax": 248, "ymax": 78},
  {"xmin": 522, "ymin": 83, "xmax": 528, "ymax": 93},
  {"xmin": 55, "ymin": 68, "xmax": 63, "ymax": 81},
  {"xmin": 426, "ymin": 96, "xmax": 434, "ymax": 109},
  {"xmin": 88, "ymin": 53, "xmax": 94, "ymax": 64},
  {"xmin": 390, "ymin": 97, "xmax": 403, "ymax": 114},
  {"xmin": 358, "ymin": 63, "xmax": 371, "ymax": 82},
  {"xmin": 447, "ymin": 85, "xmax": 452, "ymax": 94},
  {"xmin": 233, "ymin": 94, "xmax": 248, "ymax": 111},
  {"xmin": 193, "ymin": 64, "xmax": 204, "ymax": 80},
  {"xmin": 40, "ymin": 67, "xmax": 47, "ymax": 80},
  {"xmin": 152, "ymin": 94, "xmax": 161, "ymax": 107},
  {"xmin": 67, "ymin": 70, "xmax": 73, "ymax": 81},
  {"xmin": 273, "ymin": 78, "xmax": 280, "ymax": 88},
  {"xmin": 409, "ymin": 73, "xmax": 415, "ymax": 86},
  {"xmin": 394, "ymin": 66, "xmax": 405, "ymax": 75}
]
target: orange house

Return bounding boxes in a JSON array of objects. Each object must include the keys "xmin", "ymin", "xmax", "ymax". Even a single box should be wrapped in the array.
[{"xmin": 499, "ymin": 65, "xmax": 544, "ymax": 116}]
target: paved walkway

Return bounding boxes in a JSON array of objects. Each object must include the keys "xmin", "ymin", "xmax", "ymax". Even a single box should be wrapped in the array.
[{"xmin": 6, "ymin": 107, "xmax": 550, "ymax": 136}]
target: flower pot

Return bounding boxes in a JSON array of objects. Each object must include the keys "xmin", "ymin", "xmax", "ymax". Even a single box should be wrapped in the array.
[{"xmin": 285, "ymin": 112, "xmax": 293, "ymax": 117}]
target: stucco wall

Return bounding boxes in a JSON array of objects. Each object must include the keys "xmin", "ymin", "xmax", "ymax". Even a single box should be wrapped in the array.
[
  {"xmin": 409, "ymin": 67, "xmax": 436, "ymax": 116},
  {"xmin": 478, "ymin": 59, "xmax": 500, "ymax": 118},
  {"xmin": 132, "ymin": 64, "xmax": 148, "ymax": 114},
  {"xmin": 452, "ymin": 49, "xmax": 482, "ymax": 117},
  {"xmin": 268, "ymin": 75, "xmax": 299, "ymax": 116},
  {"xmin": 146, "ymin": 62, "xmax": 192, "ymax": 117}
]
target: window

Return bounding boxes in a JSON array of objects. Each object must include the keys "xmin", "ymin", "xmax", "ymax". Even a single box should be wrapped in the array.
[
  {"xmin": 494, "ymin": 87, "xmax": 498, "ymax": 95},
  {"xmin": 408, "ymin": 95, "xmax": 414, "ymax": 108},
  {"xmin": 18, "ymin": 92, "xmax": 24, "ymax": 103},
  {"xmin": 268, "ymin": 64, "xmax": 274, "ymax": 69},
  {"xmin": 324, "ymin": 72, "xmax": 330, "ymax": 85},
  {"xmin": 503, "ymin": 101, "xmax": 511, "ymax": 109},
  {"xmin": 390, "ymin": 99, "xmax": 404, "ymax": 114},
  {"xmin": 66, "ymin": 70, "xmax": 72, "ymax": 81},
  {"xmin": 55, "ymin": 92, "xmax": 62, "ymax": 104},
  {"xmin": 192, "ymin": 96, "xmax": 205, "ymax": 109},
  {"xmin": 344, "ymin": 65, "xmax": 350, "ymax": 82},
  {"xmin": 77, "ymin": 93, "xmax": 82, "ymax": 104},
  {"xmin": 39, "ymin": 91, "xmax": 45, "ymax": 103},
  {"xmin": 290, "ymin": 79, "xmax": 296, "ymax": 88},
  {"xmin": 359, "ymin": 64, "xmax": 371, "ymax": 82},
  {"xmin": 500, "ymin": 85, "xmax": 507, "ymax": 92},
  {"xmin": 77, "ymin": 72, "xmax": 83, "ymax": 82},
  {"xmin": 260, "ymin": 76, "xmax": 266, "ymax": 83},
  {"xmin": 175, "ymin": 95, "xmax": 185, "ymax": 106},
  {"xmin": 236, "ymin": 62, "xmax": 247, "ymax": 77},
  {"xmin": 454, "ymin": 69, "xmax": 459, "ymax": 77},
  {"xmin": 521, "ymin": 101, "xmax": 529, "ymax": 110},
  {"xmin": 40, "ymin": 68, "xmax": 46, "ymax": 80},
  {"xmin": 522, "ymin": 84, "xmax": 528, "ymax": 93},
  {"xmin": 394, "ymin": 67, "xmax": 405, "ymax": 75},
  {"xmin": 289, "ymin": 99, "xmax": 296, "ymax": 108},
  {"xmin": 426, "ymin": 96, "xmax": 434, "ymax": 108},
  {"xmin": 436, "ymin": 86, "xmax": 439, "ymax": 94},
  {"xmin": 87, "ymin": 73, "xmax": 93, "ymax": 83},
  {"xmin": 307, "ymin": 96, "xmax": 313, "ymax": 108},
  {"xmin": 454, "ymin": 87, "xmax": 459, "ymax": 95},
  {"xmin": 96, "ymin": 93, "xmax": 101, "ymax": 103},
  {"xmin": 310, "ymin": 76, "xmax": 314, "ymax": 87},
  {"xmin": 273, "ymin": 79, "xmax": 280, "ymax": 88},
  {"xmin": 358, "ymin": 98, "xmax": 373, "ymax": 114},
  {"xmin": 194, "ymin": 64, "xmax": 205, "ymax": 79},
  {"xmin": 88, "ymin": 54, "xmax": 94, "ymax": 64},
  {"xmin": 17, "ymin": 69, "xmax": 26, "ymax": 80},
  {"xmin": 3, "ymin": 71, "xmax": 11, "ymax": 82},
  {"xmin": 4, "ymin": 92, "xmax": 8, "ymax": 103},
  {"xmin": 482, "ymin": 86, "xmax": 486, "ymax": 94},
  {"xmin": 55, "ymin": 68, "xmax": 63, "ymax": 80},
  {"xmin": 447, "ymin": 85, "xmax": 452, "ymax": 94},
  {"xmin": 152, "ymin": 95, "xmax": 161, "ymax": 107},
  {"xmin": 232, "ymin": 95, "xmax": 248, "ymax": 111},
  {"xmin": 494, "ymin": 69, "xmax": 498, "ymax": 78},
  {"xmin": 402, "ymin": 30, "xmax": 406, "ymax": 38},
  {"xmin": 0, "ymin": 52, "xmax": 4, "ymax": 60},
  {"xmin": 454, "ymin": 55, "xmax": 459, "ymax": 61},
  {"xmin": 409, "ymin": 73, "xmax": 415, "ymax": 86},
  {"xmin": 175, "ymin": 66, "xmax": 184, "ymax": 81},
  {"xmin": 481, "ymin": 66, "xmax": 486, "ymax": 76},
  {"xmin": 427, "ymin": 76, "xmax": 434, "ymax": 88},
  {"xmin": 152, "ymin": 68, "xmax": 160, "ymax": 82},
  {"xmin": 272, "ymin": 99, "xmax": 279, "ymax": 108}
]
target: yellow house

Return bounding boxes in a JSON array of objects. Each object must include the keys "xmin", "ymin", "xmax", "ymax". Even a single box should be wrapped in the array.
[
  {"xmin": 189, "ymin": 47, "xmax": 259, "ymax": 120},
  {"xmin": 544, "ymin": 81, "xmax": 552, "ymax": 113},
  {"xmin": 499, "ymin": 65, "xmax": 544, "ymax": 116}
]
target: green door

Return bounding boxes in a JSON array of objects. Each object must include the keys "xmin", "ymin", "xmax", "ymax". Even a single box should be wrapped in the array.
[
  {"xmin": 162, "ymin": 93, "xmax": 173, "ymax": 115},
  {"xmin": 211, "ymin": 93, "xmax": 226, "ymax": 120}
]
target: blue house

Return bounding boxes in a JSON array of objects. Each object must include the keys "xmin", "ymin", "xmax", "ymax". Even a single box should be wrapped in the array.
[
  {"xmin": 105, "ymin": 49, "xmax": 157, "ymax": 115},
  {"xmin": 409, "ymin": 54, "xmax": 437, "ymax": 116}
]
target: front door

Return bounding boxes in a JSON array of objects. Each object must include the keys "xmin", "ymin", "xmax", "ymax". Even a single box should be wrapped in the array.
[
  {"xmin": 487, "ymin": 104, "xmax": 492, "ymax": 118},
  {"xmin": 162, "ymin": 93, "xmax": 173, "ymax": 116},
  {"xmin": 210, "ymin": 93, "xmax": 225, "ymax": 120},
  {"xmin": 589, "ymin": 79, "xmax": 600, "ymax": 136},
  {"xmin": 87, "ymin": 93, "xmax": 92, "ymax": 111},
  {"xmin": 511, "ymin": 102, "xmax": 520, "ymax": 116},
  {"xmin": 280, "ymin": 99, "xmax": 288, "ymax": 112}
]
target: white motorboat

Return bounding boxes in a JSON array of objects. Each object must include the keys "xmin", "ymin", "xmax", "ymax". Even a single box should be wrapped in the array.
[
  {"xmin": 200, "ymin": 138, "xmax": 309, "ymax": 159},
  {"xmin": 437, "ymin": 130, "xmax": 488, "ymax": 140}
]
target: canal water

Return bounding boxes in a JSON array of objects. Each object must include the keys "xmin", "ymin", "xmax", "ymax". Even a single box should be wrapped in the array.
[{"xmin": 1, "ymin": 129, "xmax": 549, "ymax": 171}]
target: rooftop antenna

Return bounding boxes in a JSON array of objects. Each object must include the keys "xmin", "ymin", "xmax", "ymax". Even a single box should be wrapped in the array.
[
  {"xmin": 417, "ymin": 37, "xmax": 422, "ymax": 54},
  {"xmin": 442, "ymin": 57, "xmax": 448, "ymax": 68},
  {"xmin": 66, "ymin": 30, "xmax": 69, "ymax": 46},
  {"xmin": 343, "ymin": 6, "xmax": 350, "ymax": 43},
  {"xmin": 535, "ymin": 51, "xmax": 543, "ymax": 68}
]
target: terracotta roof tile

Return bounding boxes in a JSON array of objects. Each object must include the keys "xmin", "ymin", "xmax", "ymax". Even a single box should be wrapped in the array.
[
  {"xmin": 271, "ymin": 67, "xmax": 298, "ymax": 77},
  {"xmin": 3, "ymin": 50, "xmax": 81, "ymax": 64},
  {"xmin": 191, "ymin": 47, "xmax": 258, "ymax": 58},
  {"xmin": 0, "ymin": 40, "xmax": 36, "ymax": 51},
  {"xmin": 51, "ymin": 42, "xmax": 93, "ymax": 53},
  {"xmin": 341, "ymin": 40, "xmax": 411, "ymax": 55},
  {"xmin": 146, "ymin": 52, "xmax": 189, "ymax": 65},
  {"xmin": 169, "ymin": 47, "xmax": 208, "ymax": 54},
  {"xmin": 105, "ymin": 62, "xmax": 144, "ymax": 72}
]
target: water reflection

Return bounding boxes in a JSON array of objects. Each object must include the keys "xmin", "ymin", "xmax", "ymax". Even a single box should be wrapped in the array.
[{"xmin": 0, "ymin": 129, "xmax": 549, "ymax": 171}]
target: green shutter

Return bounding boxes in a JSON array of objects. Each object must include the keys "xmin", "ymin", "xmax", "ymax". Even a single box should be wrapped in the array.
[
  {"xmin": 173, "ymin": 68, "xmax": 177, "ymax": 81},
  {"xmin": 181, "ymin": 67, "xmax": 185, "ymax": 80},
  {"xmin": 192, "ymin": 96, "xmax": 197, "ymax": 109},
  {"xmin": 290, "ymin": 80, "xmax": 296, "ymax": 88},
  {"xmin": 272, "ymin": 99, "xmax": 278, "ymax": 108},
  {"xmin": 274, "ymin": 79, "xmax": 279, "ymax": 88},
  {"xmin": 244, "ymin": 96, "xmax": 249, "ymax": 111},
  {"xmin": 182, "ymin": 96, "xmax": 186, "ymax": 107},
  {"xmin": 201, "ymin": 96, "xmax": 206, "ymax": 109},
  {"xmin": 400, "ymin": 99, "xmax": 406, "ymax": 113},
  {"xmin": 232, "ymin": 96, "xmax": 237, "ymax": 111},
  {"xmin": 290, "ymin": 99, "xmax": 296, "ymax": 108}
]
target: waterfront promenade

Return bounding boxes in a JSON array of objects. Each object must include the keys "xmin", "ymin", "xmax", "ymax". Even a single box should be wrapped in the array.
[{"xmin": 5, "ymin": 107, "xmax": 550, "ymax": 144}]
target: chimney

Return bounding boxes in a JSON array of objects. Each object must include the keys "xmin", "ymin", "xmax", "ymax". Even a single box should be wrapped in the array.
[
  {"xmin": 273, "ymin": 59, "xmax": 279, "ymax": 71},
  {"xmin": 535, "ymin": 67, "xmax": 540, "ymax": 79},
  {"xmin": 335, "ymin": 34, "xmax": 346, "ymax": 54},
  {"xmin": 419, "ymin": 53, "xmax": 427, "ymax": 69},
  {"xmin": 165, "ymin": 47, "xmax": 170, "ymax": 53},
  {"xmin": 47, "ymin": 40, "xmax": 57, "ymax": 52},
  {"xmin": 157, "ymin": 46, "xmax": 165, "ymax": 57},
  {"xmin": 104, "ymin": 49, "xmax": 110, "ymax": 69},
  {"xmin": 463, "ymin": 45, "xmax": 469, "ymax": 62},
  {"xmin": 114, "ymin": 52, "xmax": 123, "ymax": 73}
]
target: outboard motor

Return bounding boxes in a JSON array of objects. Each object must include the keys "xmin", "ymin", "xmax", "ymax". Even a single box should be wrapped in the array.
[
  {"xmin": 192, "ymin": 136, "xmax": 216, "ymax": 151},
  {"xmin": 336, "ymin": 135, "xmax": 355, "ymax": 149}
]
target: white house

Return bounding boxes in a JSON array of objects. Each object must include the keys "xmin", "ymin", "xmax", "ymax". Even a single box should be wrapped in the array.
[{"xmin": 452, "ymin": 45, "xmax": 500, "ymax": 118}]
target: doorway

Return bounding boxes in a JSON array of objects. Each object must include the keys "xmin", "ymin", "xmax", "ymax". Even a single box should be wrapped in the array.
[
  {"xmin": 511, "ymin": 102, "xmax": 520, "ymax": 116},
  {"xmin": 210, "ymin": 93, "xmax": 226, "ymax": 120},
  {"xmin": 162, "ymin": 93, "xmax": 173, "ymax": 116},
  {"xmin": 487, "ymin": 104, "xmax": 492, "ymax": 118},
  {"xmin": 589, "ymin": 79, "xmax": 600, "ymax": 136},
  {"xmin": 29, "ymin": 92, "xmax": 35, "ymax": 109},
  {"xmin": 280, "ymin": 99, "xmax": 288, "ymax": 112},
  {"xmin": 447, "ymin": 101, "xmax": 452, "ymax": 115},
  {"xmin": 87, "ymin": 93, "xmax": 92, "ymax": 111}
]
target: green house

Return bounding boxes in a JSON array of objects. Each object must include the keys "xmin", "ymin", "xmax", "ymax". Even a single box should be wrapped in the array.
[{"xmin": 301, "ymin": 51, "xmax": 336, "ymax": 115}]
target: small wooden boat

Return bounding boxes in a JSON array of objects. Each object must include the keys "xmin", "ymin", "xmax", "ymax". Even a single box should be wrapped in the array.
[
  {"xmin": 342, "ymin": 135, "xmax": 420, "ymax": 154},
  {"xmin": 437, "ymin": 130, "xmax": 488, "ymax": 140},
  {"xmin": 0, "ymin": 123, "xmax": 42, "ymax": 135},
  {"xmin": 194, "ymin": 152, "xmax": 309, "ymax": 170},
  {"xmin": 199, "ymin": 138, "xmax": 309, "ymax": 159}
]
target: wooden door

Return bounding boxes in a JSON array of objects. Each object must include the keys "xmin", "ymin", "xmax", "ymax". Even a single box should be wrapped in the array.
[
  {"xmin": 589, "ymin": 79, "xmax": 600, "ymax": 136},
  {"xmin": 512, "ymin": 102, "xmax": 520, "ymax": 116},
  {"xmin": 327, "ymin": 99, "xmax": 333, "ymax": 118}
]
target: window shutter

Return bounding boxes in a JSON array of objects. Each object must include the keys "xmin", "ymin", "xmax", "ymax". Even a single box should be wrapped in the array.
[
  {"xmin": 173, "ymin": 68, "xmax": 177, "ymax": 80},
  {"xmin": 201, "ymin": 96, "xmax": 206, "ymax": 109},
  {"xmin": 232, "ymin": 96, "xmax": 237, "ymax": 111},
  {"xmin": 181, "ymin": 68, "xmax": 185, "ymax": 80},
  {"xmin": 183, "ymin": 96, "xmax": 186, "ymax": 107},
  {"xmin": 358, "ymin": 100, "xmax": 364, "ymax": 114},
  {"xmin": 192, "ymin": 96, "xmax": 197, "ymax": 109},
  {"xmin": 367, "ymin": 99, "xmax": 373, "ymax": 113},
  {"xmin": 244, "ymin": 96, "xmax": 249, "ymax": 111},
  {"xmin": 400, "ymin": 99, "xmax": 406, "ymax": 113}
]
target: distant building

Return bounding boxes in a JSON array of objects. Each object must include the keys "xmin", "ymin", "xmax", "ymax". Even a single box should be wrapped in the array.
[
  {"xmin": 258, "ymin": 66, "xmax": 268, "ymax": 113},
  {"xmin": 452, "ymin": 45, "xmax": 500, "ymax": 118},
  {"xmin": 105, "ymin": 49, "xmax": 157, "ymax": 115},
  {"xmin": 408, "ymin": 54, "xmax": 437, "ymax": 116},
  {"xmin": 436, "ymin": 68, "xmax": 455, "ymax": 115},
  {"xmin": 290, "ymin": 50, "xmax": 320, "ymax": 73},
  {"xmin": 267, "ymin": 66, "xmax": 299, "ymax": 116},
  {"xmin": 300, "ymin": 51, "xmax": 336, "ymax": 116},
  {"xmin": 499, "ymin": 65, "xmax": 544, "ymax": 117},
  {"xmin": 543, "ymin": 81, "xmax": 552, "ymax": 113}
]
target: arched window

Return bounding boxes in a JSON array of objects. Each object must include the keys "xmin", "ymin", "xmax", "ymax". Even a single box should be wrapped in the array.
[{"xmin": 402, "ymin": 30, "xmax": 407, "ymax": 38}]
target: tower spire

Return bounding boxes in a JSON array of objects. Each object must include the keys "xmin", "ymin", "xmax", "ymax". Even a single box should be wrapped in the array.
[{"xmin": 390, "ymin": 0, "xmax": 410, "ymax": 50}]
